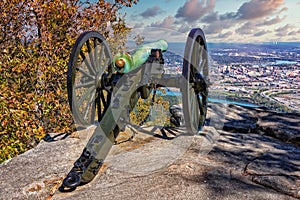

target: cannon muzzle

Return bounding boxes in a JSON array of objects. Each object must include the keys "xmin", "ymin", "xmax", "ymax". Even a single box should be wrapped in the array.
[{"xmin": 113, "ymin": 39, "xmax": 168, "ymax": 73}]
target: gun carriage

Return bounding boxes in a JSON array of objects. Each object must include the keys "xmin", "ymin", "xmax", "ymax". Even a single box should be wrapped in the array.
[{"xmin": 62, "ymin": 28, "xmax": 209, "ymax": 189}]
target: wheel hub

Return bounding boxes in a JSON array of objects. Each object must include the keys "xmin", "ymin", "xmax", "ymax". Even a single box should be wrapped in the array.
[{"xmin": 95, "ymin": 73, "xmax": 102, "ymax": 89}]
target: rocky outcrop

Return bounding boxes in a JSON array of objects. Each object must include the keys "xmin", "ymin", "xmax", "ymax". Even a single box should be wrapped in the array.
[
  {"xmin": 220, "ymin": 104, "xmax": 300, "ymax": 146},
  {"xmin": 0, "ymin": 103, "xmax": 299, "ymax": 200},
  {"xmin": 169, "ymin": 104, "xmax": 184, "ymax": 127}
]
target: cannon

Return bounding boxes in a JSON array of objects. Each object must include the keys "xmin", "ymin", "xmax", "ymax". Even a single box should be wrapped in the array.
[{"xmin": 62, "ymin": 28, "xmax": 209, "ymax": 190}]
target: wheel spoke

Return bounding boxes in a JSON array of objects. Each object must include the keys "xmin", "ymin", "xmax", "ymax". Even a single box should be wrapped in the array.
[
  {"xmin": 77, "ymin": 66, "xmax": 95, "ymax": 79},
  {"xmin": 202, "ymin": 53, "xmax": 209, "ymax": 79},
  {"xmin": 75, "ymin": 80, "xmax": 94, "ymax": 89},
  {"xmin": 86, "ymin": 40, "xmax": 97, "ymax": 74},
  {"xmin": 199, "ymin": 44, "xmax": 207, "ymax": 74},
  {"xmin": 197, "ymin": 94, "xmax": 204, "ymax": 115},
  {"xmin": 83, "ymin": 90, "xmax": 96, "ymax": 122},
  {"xmin": 90, "ymin": 95, "xmax": 96, "ymax": 124},
  {"xmin": 97, "ymin": 90, "xmax": 102, "ymax": 121},
  {"xmin": 80, "ymin": 49, "xmax": 96, "ymax": 75},
  {"xmin": 100, "ymin": 89, "xmax": 107, "ymax": 108},
  {"xmin": 199, "ymin": 58, "xmax": 207, "ymax": 74},
  {"xmin": 104, "ymin": 59, "xmax": 111, "ymax": 74},
  {"xmin": 195, "ymin": 43, "xmax": 201, "ymax": 71},
  {"xmin": 198, "ymin": 46, "xmax": 203, "ymax": 71},
  {"xmin": 192, "ymin": 93, "xmax": 199, "ymax": 129},
  {"xmin": 100, "ymin": 45, "xmax": 105, "ymax": 62},
  {"xmin": 93, "ymin": 38, "xmax": 100, "ymax": 72},
  {"xmin": 77, "ymin": 86, "xmax": 95, "ymax": 108},
  {"xmin": 98, "ymin": 44, "xmax": 105, "ymax": 72}
]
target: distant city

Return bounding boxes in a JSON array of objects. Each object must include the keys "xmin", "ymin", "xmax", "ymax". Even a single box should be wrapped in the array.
[{"xmin": 162, "ymin": 42, "xmax": 300, "ymax": 113}]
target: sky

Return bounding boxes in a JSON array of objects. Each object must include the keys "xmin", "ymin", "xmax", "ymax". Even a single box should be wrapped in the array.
[{"xmin": 120, "ymin": 0, "xmax": 300, "ymax": 43}]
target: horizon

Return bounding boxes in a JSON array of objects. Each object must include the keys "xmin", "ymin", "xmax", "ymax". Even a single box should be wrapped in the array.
[
  {"xmin": 126, "ymin": 40, "xmax": 300, "ymax": 59},
  {"xmin": 128, "ymin": 40, "xmax": 300, "ymax": 45}
]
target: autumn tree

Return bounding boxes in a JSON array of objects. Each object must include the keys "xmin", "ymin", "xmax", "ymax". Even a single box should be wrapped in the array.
[{"xmin": 0, "ymin": 0, "xmax": 138, "ymax": 163}]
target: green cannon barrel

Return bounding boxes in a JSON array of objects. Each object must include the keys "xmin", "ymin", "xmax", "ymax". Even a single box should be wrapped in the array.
[{"xmin": 113, "ymin": 39, "xmax": 168, "ymax": 73}]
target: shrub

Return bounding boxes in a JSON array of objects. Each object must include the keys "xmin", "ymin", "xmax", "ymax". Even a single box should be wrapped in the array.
[{"xmin": 0, "ymin": 0, "xmax": 138, "ymax": 163}]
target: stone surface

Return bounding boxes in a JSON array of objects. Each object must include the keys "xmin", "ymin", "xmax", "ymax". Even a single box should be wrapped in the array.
[
  {"xmin": 0, "ymin": 103, "xmax": 299, "ymax": 200},
  {"xmin": 221, "ymin": 104, "xmax": 300, "ymax": 146}
]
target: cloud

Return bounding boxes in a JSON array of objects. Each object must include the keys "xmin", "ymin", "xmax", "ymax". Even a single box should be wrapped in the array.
[
  {"xmin": 278, "ymin": 7, "xmax": 288, "ymax": 14},
  {"xmin": 275, "ymin": 24, "xmax": 295, "ymax": 36},
  {"xmin": 297, "ymin": 29, "xmax": 300, "ymax": 34},
  {"xmin": 135, "ymin": 27, "xmax": 187, "ymax": 42},
  {"xmin": 175, "ymin": 0, "xmax": 215, "ymax": 22},
  {"xmin": 202, "ymin": 19, "xmax": 236, "ymax": 34},
  {"xmin": 199, "ymin": 0, "xmax": 288, "ymax": 37},
  {"xmin": 288, "ymin": 31, "xmax": 298, "ymax": 36},
  {"xmin": 236, "ymin": 0, "xmax": 285, "ymax": 20},
  {"xmin": 209, "ymin": 0, "xmax": 286, "ymax": 21},
  {"xmin": 253, "ymin": 30, "xmax": 271, "ymax": 37},
  {"xmin": 129, "ymin": 0, "xmax": 293, "ymax": 42},
  {"xmin": 235, "ymin": 22, "xmax": 258, "ymax": 35},
  {"xmin": 200, "ymin": 10, "xmax": 238, "ymax": 34},
  {"xmin": 133, "ymin": 23, "xmax": 145, "ymax": 29},
  {"xmin": 201, "ymin": 12, "xmax": 219, "ymax": 23},
  {"xmin": 140, "ymin": 6, "xmax": 162, "ymax": 18},
  {"xmin": 177, "ymin": 23, "xmax": 192, "ymax": 33},
  {"xmin": 218, "ymin": 31, "xmax": 233, "ymax": 39},
  {"xmin": 257, "ymin": 16, "xmax": 285, "ymax": 26},
  {"xmin": 275, "ymin": 24, "xmax": 294, "ymax": 32},
  {"xmin": 149, "ymin": 16, "xmax": 175, "ymax": 29}
]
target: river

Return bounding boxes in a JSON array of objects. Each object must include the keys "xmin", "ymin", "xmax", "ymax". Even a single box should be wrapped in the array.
[{"xmin": 155, "ymin": 90, "xmax": 259, "ymax": 108}]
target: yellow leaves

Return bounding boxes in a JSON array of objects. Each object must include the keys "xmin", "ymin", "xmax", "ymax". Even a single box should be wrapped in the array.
[
  {"xmin": 32, "ymin": 126, "xmax": 45, "ymax": 141},
  {"xmin": 0, "ymin": 0, "xmax": 140, "ymax": 163},
  {"xmin": 115, "ymin": 0, "xmax": 138, "ymax": 7},
  {"xmin": 56, "ymin": 89, "xmax": 61, "ymax": 96},
  {"xmin": 11, "ymin": 66, "xmax": 22, "ymax": 73}
]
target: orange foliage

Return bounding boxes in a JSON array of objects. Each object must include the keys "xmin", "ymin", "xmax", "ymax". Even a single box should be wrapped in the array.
[{"xmin": 0, "ymin": 0, "xmax": 138, "ymax": 163}]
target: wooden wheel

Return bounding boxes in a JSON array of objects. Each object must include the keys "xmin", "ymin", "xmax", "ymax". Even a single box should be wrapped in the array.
[
  {"xmin": 182, "ymin": 28, "xmax": 209, "ymax": 134},
  {"xmin": 67, "ymin": 31, "xmax": 113, "ymax": 126}
]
